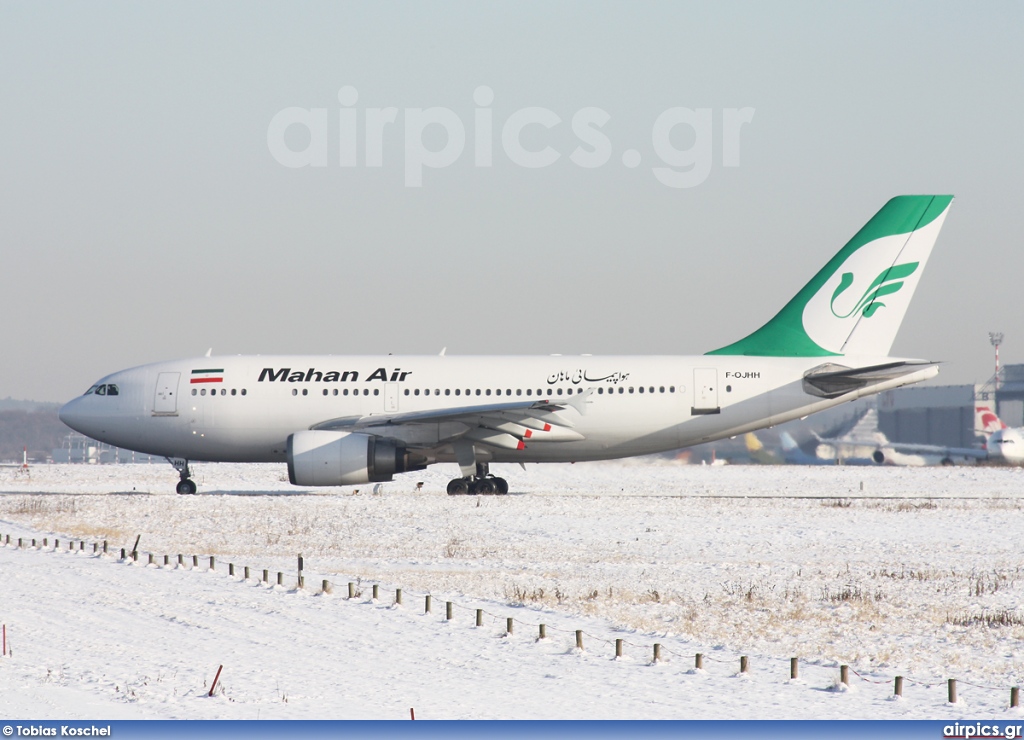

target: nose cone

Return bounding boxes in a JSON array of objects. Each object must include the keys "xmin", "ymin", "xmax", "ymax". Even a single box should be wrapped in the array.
[{"xmin": 59, "ymin": 399, "xmax": 97, "ymax": 440}]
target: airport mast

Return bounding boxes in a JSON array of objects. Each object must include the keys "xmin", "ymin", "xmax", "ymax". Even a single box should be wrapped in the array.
[{"xmin": 990, "ymin": 331, "xmax": 1004, "ymax": 389}]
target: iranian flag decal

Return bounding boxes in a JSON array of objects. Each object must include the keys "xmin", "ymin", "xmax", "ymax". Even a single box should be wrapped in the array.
[{"xmin": 190, "ymin": 368, "xmax": 224, "ymax": 384}]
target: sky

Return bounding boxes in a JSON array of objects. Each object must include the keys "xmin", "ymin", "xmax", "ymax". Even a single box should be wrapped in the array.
[{"xmin": 2, "ymin": 1, "xmax": 1022, "ymax": 402}]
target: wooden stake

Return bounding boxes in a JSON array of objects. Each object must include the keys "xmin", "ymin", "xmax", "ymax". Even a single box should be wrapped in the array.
[
  {"xmin": 476, "ymin": 609, "xmax": 483, "ymax": 627},
  {"xmin": 209, "ymin": 556, "xmax": 215, "ymax": 571},
  {"xmin": 894, "ymin": 676, "xmax": 903, "ymax": 697},
  {"xmin": 540, "ymin": 624, "xmax": 547, "ymax": 640},
  {"xmin": 244, "ymin": 566, "xmax": 250, "ymax": 580},
  {"xmin": 695, "ymin": 653, "xmax": 703, "ymax": 670},
  {"xmin": 193, "ymin": 555, "xmax": 198, "ymax": 568},
  {"xmin": 348, "ymin": 582, "xmax": 355, "ymax": 599},
  {"xmin": 322, "ymin": 579, "xmax": 331, "ymax": 594},
  {"xmin": 615, "ymin": 638, "xmax": 622, "ymax": 658},
  {"xmin": 653, "ymin": 644, "xmax": 662, "ymax": 663},
  {"xmin": 790, "ymin": 657, "xmax": 798, "ymax": 680},
  {"xmin": 840, "ymin": 665, "xmax": 849, "ymax": 686},
  {"xmin": 506, "ymin": 617, "xmax": 513, "ymax": 636},
  {"xmin": 228, "ymin": 563, "xmax": 235, "ymax": 576},
  {"xmin": 263, "ymin": 569, "xmax": 268, "ymax": 583},
  {"xmin": 148, "ymin": 553, "xmax": 154, "ymax": 565},
  {"xmin": 1012, "ymin": 686, "xmax": 1019, "ymax": 708},
  {"xmin": 208, "ymin": 665, "xmax": 223, "ymax": 697},
  {"xmin": 372, "ymin": 584, "xmax": 379, "ymax": 601},
  {"xmin": 948, "ymin": 678, "xmax": 957, "ymax": 704},
  {"xmin": 740, "ymin": 656, "xmax": 749, "ymax": 673},
  {"xmin": 410, "ymin": 708, "xmax": 415, "ymax": 720},
  {"xmin": 277, "ymin": 572, "xmax": 283, "ymax": 586},
  {"xmin": 446, "ymin": 601, "xmax": 453, "ymax": 620},
  {"xmin": 424, "ymin": 595, "xmax": 431, "ymax": 613},
  {"xmin": 575, "ymin": 630, "xmax": 584, "ymax": 650},
  {"xmin": 395, "ymin": 588, "xmax": 402, "ymax": 605}
]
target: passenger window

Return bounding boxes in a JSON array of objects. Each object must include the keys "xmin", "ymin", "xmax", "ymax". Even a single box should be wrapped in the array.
[
  {"xmin": 414, "ymin": 389, "xmax": 420, "ymax": 396},
  {"xmin": 639, "ymin": 387, "xmax": 644, "ymax": 394},
  {"xmin": 241, "ymin": 389, "xmax": 247, "ymax": 396},
  {"xmin": 598, "ymin": 387, "xmax": 604, "ymax": 394},
  {"xmin": 201, "ymin": 389, "xmax": 207, "ymax": 396},
  {"xmin": 373, "ymin": 389, "xmax": 379, "ymax": 396},
  {"xmin": 302, "ymin": 389, "xmax": 308, "ymax": 396},
  {"xmin": 669, "ymin": 386, "xmax": 675, "ymax": 393},
  {"xmin": 619, "ymin": 387, "xmax": 625, "ymax": 394},
  {"xmin": 292, "ymin": 389, "xmax": 297, "ymax": 396},
  {"xmin": 192, "ymin": 389, "xmax": 197, "ymax": 396},
  {"xmin": 556, "ymin": 388, "xmax": 563, "ymax": 395},
  {"xmin": 659, "ymin": 386, "xmax": 665, "ymax": 393},
  {"xmin": 404, "ymin": 389, "xmax": 409, "ymax": 396},
  {"xmin": 364, "ymin": 389, "xmax": 370, "ymax": 396},
  {"xmin": 516, "ymin": 389, "xmax": 522, "ymax": 396},
  {"xmin": 455, "ymin": 389, "xmax": 461, "ymax": 396},
  {"xmin": 486, "ymin": 389, "xmax": 491, "ymax": 396},
  {"xmin": 476, "ymin": 389, "xmax": 481, "ymax": 396},
  {"xmin": 232, "ymin": 389, "xmax": 237, "ymax": 396},
  {"xmin": 526, "ymin": 389, "xmax": 532, "ymax": 396},
  {"xmin": 495, "ymin": 389, "xmax": 500, "ymax": 396},
  {"xmin": 323, "ymin": 389, "xmax": 328, "ymax": 396},
  {"xmin": 333, "ymin": 389, "xmax": 338, "ymax": 396}
]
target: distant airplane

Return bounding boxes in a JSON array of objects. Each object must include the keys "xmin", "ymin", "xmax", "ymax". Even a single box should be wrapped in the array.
[
  {"xmin": 979, "ymin": 409, "xmax": 1024, "ymax": 466},
  {"xmin": 59, "ymin": 195, "xmax": 953, "ymax": 494},
  {"xmin": 812, "ymin": 405, "xmax": 998, "ymax": 466}
]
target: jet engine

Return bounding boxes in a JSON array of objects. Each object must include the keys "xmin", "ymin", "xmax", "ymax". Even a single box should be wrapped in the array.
[{"xmin": 287, "ymin": 430, "xmax": 425, "ymax": 486}]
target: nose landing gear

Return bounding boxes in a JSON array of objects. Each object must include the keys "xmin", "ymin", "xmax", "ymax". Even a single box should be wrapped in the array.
[{"xmin": 167, "ymin": 457, "xmax": 197, "ymax": 495}]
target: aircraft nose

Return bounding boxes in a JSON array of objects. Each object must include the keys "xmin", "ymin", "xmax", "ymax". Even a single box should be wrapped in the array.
[{"xmin": 59, "ymin": 397, "xmax": 88, "ymax": 435}]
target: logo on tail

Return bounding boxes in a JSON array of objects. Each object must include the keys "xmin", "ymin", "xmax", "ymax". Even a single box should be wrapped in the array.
[{"xmin": 829, "ymin": 262, "xmax": 919, "ymax": 319}]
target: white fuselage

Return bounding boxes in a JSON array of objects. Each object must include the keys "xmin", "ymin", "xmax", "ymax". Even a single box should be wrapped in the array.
[{"xmin": 59, "ymin": 354, "xmax": 938, "ymax": 466}]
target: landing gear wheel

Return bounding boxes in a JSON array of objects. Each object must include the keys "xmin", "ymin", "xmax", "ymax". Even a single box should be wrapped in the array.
[
  {"xmin": 176, "ymin": 479, "xmax": 197, "ymax": 495},
  {"xmin": 446, "ymin": 478, "xmax": 470, "ymax": 496},
  {"xmin": 493, "ymin": 477, "xmax": 509, "ymax": 495},
  {"xmin": 473, "ymin": 478, "xmax": 497, "ymax": 495}
]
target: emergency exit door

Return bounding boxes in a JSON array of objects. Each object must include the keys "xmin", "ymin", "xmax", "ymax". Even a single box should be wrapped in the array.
[{"xmin": 153, "ymin": 372, "xmax": 180, "ymax": 415}]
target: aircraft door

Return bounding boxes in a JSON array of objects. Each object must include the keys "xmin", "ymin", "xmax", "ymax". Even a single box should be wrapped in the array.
[
  {"xmin": 153, "ymin": 372, "xmax": 180, "ymax": 415},
  {"xmin": 692, "ymin": 368, "xmax": 720, "ymax": 415},
  {"xmin": 384, "ymin": 383, "xmax": 399, "ymax": 412}
]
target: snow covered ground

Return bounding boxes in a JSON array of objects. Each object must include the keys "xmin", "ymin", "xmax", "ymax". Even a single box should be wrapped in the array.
[{"xmin": 1, "ymin": 460, "xmax": 1024, "ymax": 719}]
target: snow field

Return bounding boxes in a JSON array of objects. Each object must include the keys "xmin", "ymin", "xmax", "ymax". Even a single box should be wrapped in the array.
[{"xmin": 1, "ymin": 460, "xmax": 1024, "ymax": 718}]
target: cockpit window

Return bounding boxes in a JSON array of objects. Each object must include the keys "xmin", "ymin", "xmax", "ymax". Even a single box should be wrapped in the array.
[{"xmin": 85, "ymin": 383, "xmax": 119, "ymax": 397}]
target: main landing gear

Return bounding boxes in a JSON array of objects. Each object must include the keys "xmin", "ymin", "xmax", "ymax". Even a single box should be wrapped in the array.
[
  {"xmin": 168, "ymin": 458, "xmax": 197, "ymax": 495},
  {"xmin": 446, "ymin": 462, "xmax": 509, "ymax": 496}
]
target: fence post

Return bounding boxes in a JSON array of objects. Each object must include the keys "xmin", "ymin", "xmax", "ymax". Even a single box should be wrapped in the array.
[
  {"xmin": 506, "ymin": 617, "xmax": 513, "ymax": 636},
  {"xmin": 80, "ymin": 541, "xmax": 84, "ymax": 551},
  {"xmin": 43, "ymin": 538, "xmax": 48, "ymax": 547},
  {"xmin": 17, "ymin": 538, "xmax": 22, "ymax": 549},
  {"xmin": 894, "ymin": 676, "xmax": 903, "ymax": 697},
  {"xmin": 104, "ymin": 540, "xmax": 108, "ymax": 554},
  {"xmin": 298, "ymin": 575, "xmax": 304, "ymax": 589},
  {"xmin": 297, "ymin": 554, "xmax": 303, "ymax": 587},
  {"xmin": 948, "ymin": 678, "xmax": 957, "ymax": 704},
  {"xmin": 263, "ymin": 569, "xmax": 268, "ymax": 583},
  {"xmin": 244, "ymin": 566, "xmax": 250, "ymax": 580},
  {"xmin": 277, "ymin": 572, "xmax": 283, "ymax": 586},
  {"xmin": 348, "ymin": 582, "xmax": 356, "ymax": 599},
  {"xmin": 1012, "ymin": 686, "xmax": 1019, "ymax": 708},
  {"xmin": 148, "ymin": 553, "xmax": 154, "ymax": 565},
  {"xmin": 424, "ymin": 595, "xmax": 431, "ymax": 614},
  {"xmin": 54, "ymin": 539, "xmax": 59, "ymax": 549},
  {"xmin": 322, "ymin": 579, "xmax": 331, "ymax": 594},
  {"xmin": 120, "ymin": 547, "xmax": 125, "ymax": 559},
  {"xmin": 209, "ymin": 556, "xmax": 215, "ymax": 571},
  {"xmin": 540, "ymin": 624, "xmax": 547, "ymax": 640},
  {"xmin": 372, "ymin": 584, "xmax": 379, "ymax": 600},
  {"xmin": 229, "ymin": 563, "xmax": 235, "ymax": 577},
  {"xmin": 446, "ymin": 601, "xmax": 453, "ymax": 620},
  {"xmin": 31, "ymin": 539, "xmax": 35, "ymax": 548},
  {"xmin": 575, "ymin": 630, "xmax": 584, "ymax": 651},
  {"xmin": 740, "ymin": 656, "xmax": 749, "ymax": 673},
  {"xmin": 132, "ymin": 549, "xmax": 138, "ymax": 562},
  {"xmin": 696, "ymin": 653, "xmax": 703, "ymax": 670},
  {"xmin": 840, "ymin": 665, "xmax": 849, "ymax": 687},
  {"xmin": 476, "ymin": 609, "xmax": 483, "ymax": 627},
  {"xmin": 193, "ymin": 555, "xmax": 198, "ymax": 568},
  {"xmin": 653, "ymin": 644, "xmax": 662, "ymax": 663},
  {"xmin": 615, "ymin": 639, "xmax": 622, "ymax": 658},
  {"xmin": 791, "ymin": 657, "xmax": 799, "ymax": 680}
]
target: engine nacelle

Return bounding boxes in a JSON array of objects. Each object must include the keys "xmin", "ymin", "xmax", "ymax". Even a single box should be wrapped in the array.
[{"xmin": 287, "ymin": 430, "xmax": 423, "ymax": 486}]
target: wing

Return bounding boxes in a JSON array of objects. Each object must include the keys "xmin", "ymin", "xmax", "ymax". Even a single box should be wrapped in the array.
[{"xmin": 308, "ymin": 392, "xmax": 593, "ymax": 449}]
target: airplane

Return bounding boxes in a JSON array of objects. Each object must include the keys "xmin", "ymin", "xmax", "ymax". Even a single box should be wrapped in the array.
[
  {"xmin": 977, "ymin": 408, "xmax": 1024, "ymax": 465},
  {"xmin": 59, "ymin": 195, "xmax": 953, "ymax": 495},
  {"xmin": 813, "ymin": 405, "xmax": 997, "ymax": 466}
]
